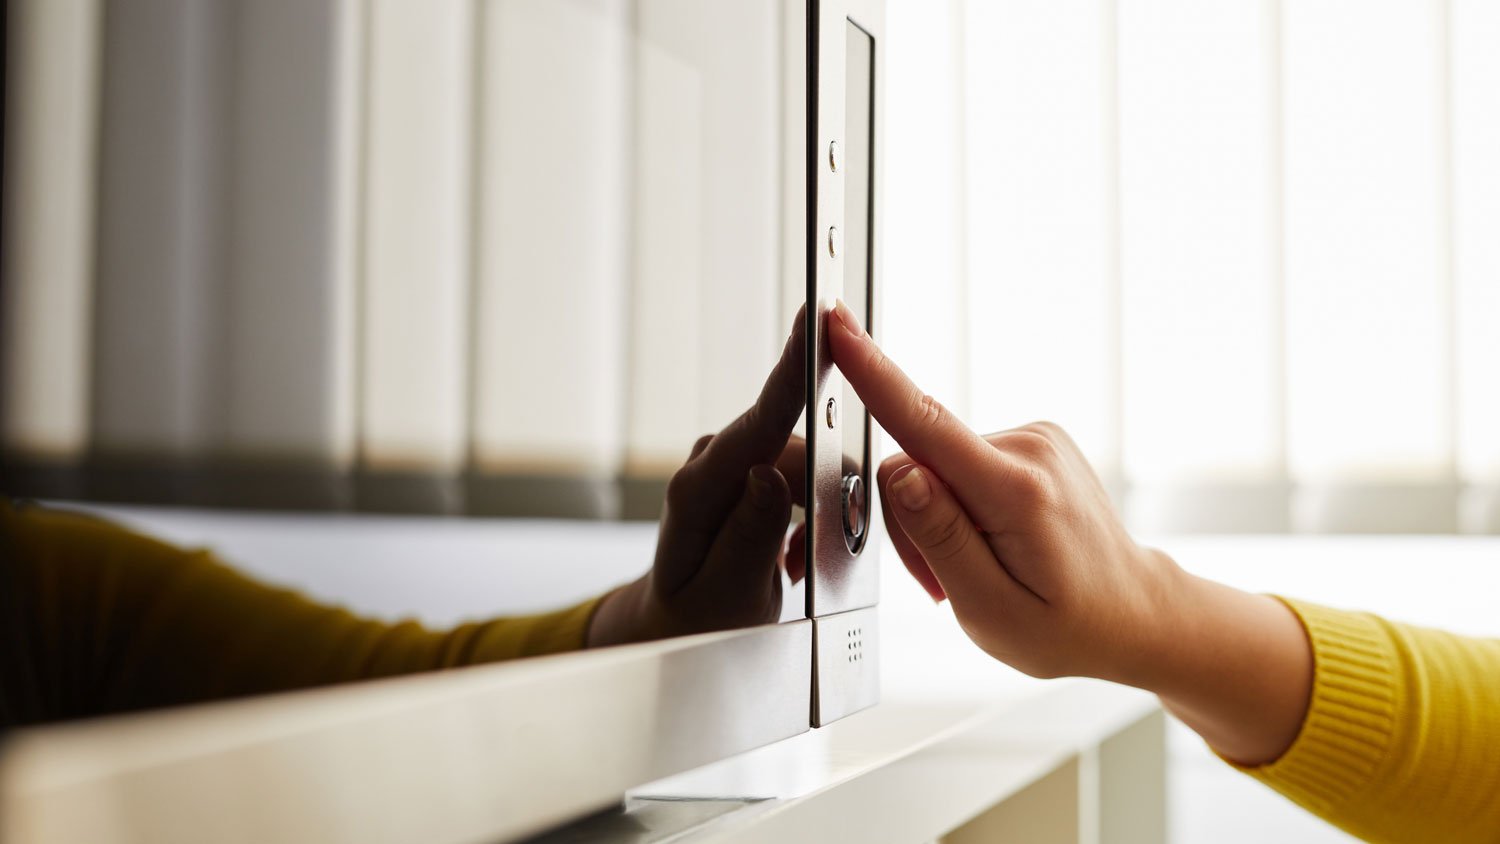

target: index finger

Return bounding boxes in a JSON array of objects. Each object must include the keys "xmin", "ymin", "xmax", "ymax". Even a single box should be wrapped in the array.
[
  {"xmin": 695, "ymin": 306, "xmax": 808, "ymax": 488},
  {"xmin": 827, "ymin": 300, "xmax": 998, "ymax": 494}
]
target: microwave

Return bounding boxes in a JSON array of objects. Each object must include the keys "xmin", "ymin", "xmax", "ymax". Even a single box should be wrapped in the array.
[{"xmin": 0, "ymin": 0, "xmax": 884, "ymax": 840}]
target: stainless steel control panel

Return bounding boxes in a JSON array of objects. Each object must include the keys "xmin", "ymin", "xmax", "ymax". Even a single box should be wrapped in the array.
[
  {"xmin": 808, "ymin": 0, "xmax": 881, "ymax": 619},
  {"xmin": 807, "ymin": 0, "xmax": 883, "ymax": 726}
]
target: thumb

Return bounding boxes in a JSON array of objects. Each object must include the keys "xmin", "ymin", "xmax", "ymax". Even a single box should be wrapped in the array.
[
  {"xmin": 885, "ymin": 464, "xmax": 1019, "ymax": 612},
  {"xmin": 700, "ymin": 465, "xmax": 793, "ymax": 594}
]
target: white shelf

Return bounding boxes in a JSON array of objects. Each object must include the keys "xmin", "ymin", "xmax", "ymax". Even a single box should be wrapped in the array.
[{"xmin": 539, "ymin": 681, "xmax": 1163, "ymax": 843}]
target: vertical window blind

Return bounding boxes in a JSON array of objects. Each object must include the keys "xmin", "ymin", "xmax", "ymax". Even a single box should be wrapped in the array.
[
  {"xmin": 1, "ymin": 0, "xmax": 798, "ymax": 518},
  {"xmin": 884, "ymin": 0, "xmax": 1500, "ymax": 534}
]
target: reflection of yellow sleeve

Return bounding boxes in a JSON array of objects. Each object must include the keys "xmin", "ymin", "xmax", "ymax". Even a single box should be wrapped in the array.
[
  {"xmin": 1232, "ymin": 598, "xmax": 1500, "ymax": 844},
  {"xmin": 0, "ymin": 500, "xmax": 601, "ymax": 727}
]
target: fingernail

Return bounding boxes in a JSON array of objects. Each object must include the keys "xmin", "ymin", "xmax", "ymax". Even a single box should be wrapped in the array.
[
  {"xmin": 891, "ymin": 466, "xmax": 931, "ymax": 512},
  {"xmin": 833, "ymin": 299, "xmax": 863, "ymax": 336},
  {"xmin": 748, "ymin": 465, "xmax": 776, "ymax": 507}
]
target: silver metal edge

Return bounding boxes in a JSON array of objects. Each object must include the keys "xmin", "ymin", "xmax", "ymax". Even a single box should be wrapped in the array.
[
  {"xmin": 807, "ymin": 0, "xmax": 883, "ymax": 619},
  {"xmin": 0, "ymin": 621, "xmax": 813, "ymax": 844},
  {"xmin": 812, "ymin": 605, "xmax": 880, "ymax": 727},
  {"xmin": 807, "ymin": 0, "xmax": 850, "ymax": 619}
]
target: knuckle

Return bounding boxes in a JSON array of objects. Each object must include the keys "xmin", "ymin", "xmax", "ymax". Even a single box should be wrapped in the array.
[
  {"xmin": 739, "ymin": 402, "xmax": 764, "ymax": 435},
  {"xmin": 863, "ymin": 343, "xmax": 894, "ymax": 378},
  {"xmin": 1007, "ymin": 464, "xmax": 1058, "ymax": 509},
  {"xmin": 921, "ymin": 508, "xmax": 972, "ymax": 563},
  {"xmin": 912, "ymin": 393, "xmax": 948, "ymax": 433},
  {"xmin": 1024, "ymin": 420, "xmax": 1082, "ymax": 456},
  {"xmin": 1023, "ymin": 420, "xmax": 1063, "ymax": 439},
  {"xmin": 729, "ymin": 498, "xmax": 780, "ymax": 548},
  {"xmin": 727, "ymin": 511, "xmax": 763, "ymax": 546},
  {"xmin": 1002, "ymin": 429, "xmax": 1057, "ymax": 462},
  {"xmin": 664, "ymin": 467, "xmax": 698, "ymax": 511},
  {"xmin": 691, "ymin": 434, "xmax": 715, "ymax": 457}
]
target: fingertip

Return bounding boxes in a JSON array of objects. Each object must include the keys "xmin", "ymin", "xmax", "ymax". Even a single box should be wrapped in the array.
[
  {"xmin": 783, "ymin": 522, "xmax": 807, "ymax": 584},
  {"xmin": 826, "ymin": 301, "xmax": 868, "ymax": 366},
  {"xmin": 832, "ymin": 299, "xmax": 863, "ymax": 336}
]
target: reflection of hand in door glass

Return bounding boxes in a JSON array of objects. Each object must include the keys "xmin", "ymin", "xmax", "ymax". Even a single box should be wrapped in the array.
[{"xmin": 588, "ymin": 313, "xmax": 809, "ymax": 646}]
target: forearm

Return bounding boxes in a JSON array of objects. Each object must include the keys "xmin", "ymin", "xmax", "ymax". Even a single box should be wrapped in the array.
[
  {"xmin": 113, "ymin": 559, "xmax": 602, "ymax": 705},
  {"xmin": 1129, "ymin": 562, "xmax": 1313, "ymax": 765}
]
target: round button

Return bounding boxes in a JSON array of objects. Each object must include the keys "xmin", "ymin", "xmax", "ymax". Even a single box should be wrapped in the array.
[
  {"xmin": 825, "ymin": 397, "xmax": 838, "ymax": 428},
  {"xmin": 842, "ymin": 474, "xmax": 866, "ymax": 544},
  {"xmin": 828, "ymin": 226, "xmax": 841, "ymax": 258},
  {"xmin": 828, "ymin": 139, "xmax": 842, "ymax": 172}
]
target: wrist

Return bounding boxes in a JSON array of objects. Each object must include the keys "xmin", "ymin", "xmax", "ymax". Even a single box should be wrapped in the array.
[
  {"xmin": 1099, "ymin": 546, "xmax": 1194, "ymax": 691},
  {"xmin": 1139, "ymin": 570, "xmax": 1314, "ymax": 765},
  {"xmin": 586, "ymin": 577, "xmax": 651, "ymax": 648},
  {"xmin": 1118, "ymin": 561, "xmax": 1223, "ymax": 693}
]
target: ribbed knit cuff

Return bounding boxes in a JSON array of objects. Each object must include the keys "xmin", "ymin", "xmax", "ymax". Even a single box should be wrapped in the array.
[
  {"xmin": 1231, "ymin": 597, "xmax": 1401, "ymax": 813},
  {"xmin": 521, "ymin": 595, "xmax": 607, "ymax": 655}
]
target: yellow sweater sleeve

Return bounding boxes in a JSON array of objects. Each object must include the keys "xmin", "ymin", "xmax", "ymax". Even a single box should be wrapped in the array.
[
  {"xmin": 0, "ymin": 500, "xmax": 603, "ymax": 727},
  {"xmin": 1236, "ymin": 597, "xmax": 1500, "ymax": 844}
]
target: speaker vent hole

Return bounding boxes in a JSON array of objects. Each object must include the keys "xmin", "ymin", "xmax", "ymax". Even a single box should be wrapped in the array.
[{"xmin": 846, "ymin": 629, "xmax": 864, "ymax": 663}]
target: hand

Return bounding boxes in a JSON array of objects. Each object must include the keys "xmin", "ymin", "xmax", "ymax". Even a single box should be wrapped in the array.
[
  {"xmin": 828, "ymin": 300, "xmax": 1312, "ymax": 764},
  {"xmin": 588, "ymin": 314, "xmax": 807, "ymax": 646},
  {"xmin": 826, "ymin": 300, "xmax": 1171, "ymax": 682}
]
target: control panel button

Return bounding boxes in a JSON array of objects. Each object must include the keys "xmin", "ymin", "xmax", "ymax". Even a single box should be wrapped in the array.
[{"xmin": 842, "ymin": 473, "xmax": 866, "ymax": 546}]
